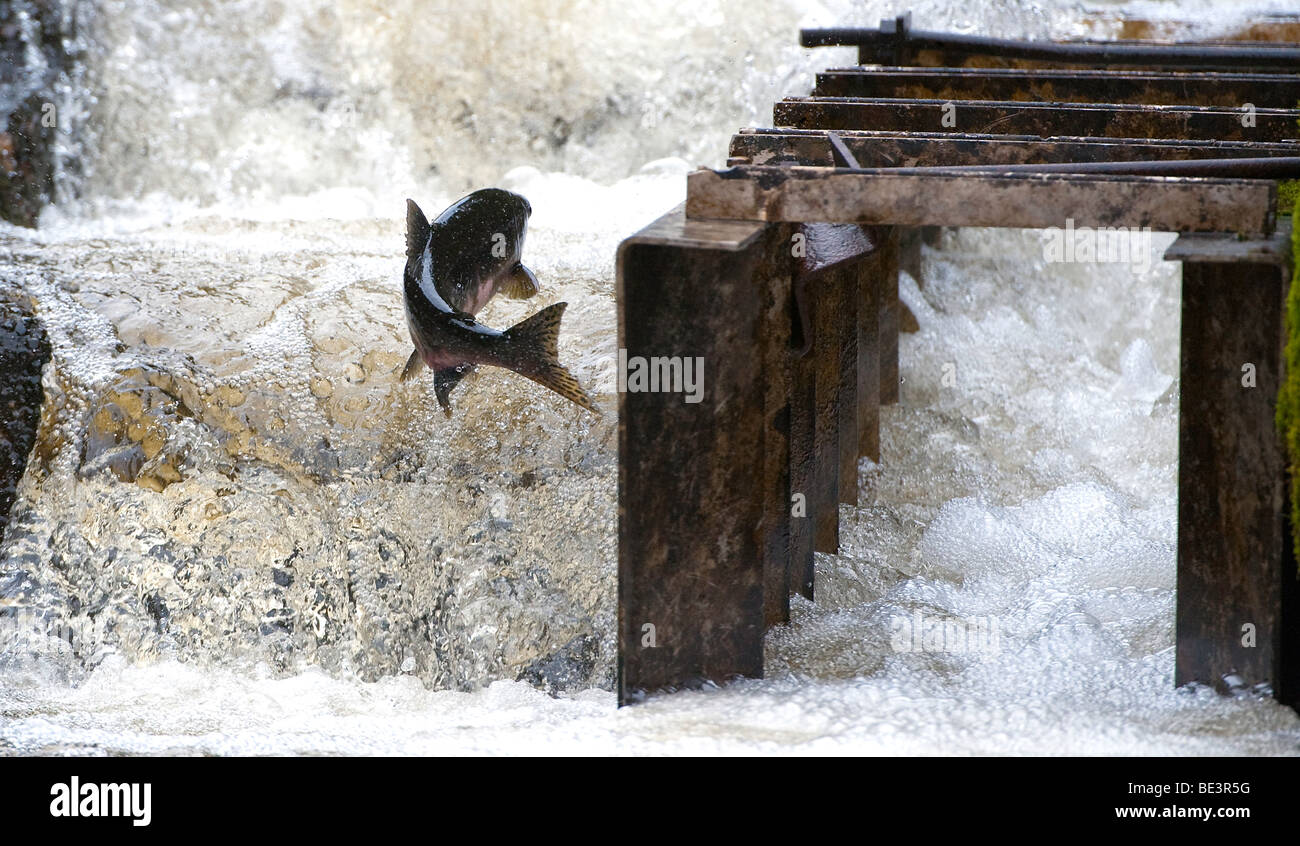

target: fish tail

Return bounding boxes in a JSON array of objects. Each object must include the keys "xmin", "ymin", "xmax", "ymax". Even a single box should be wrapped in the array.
[{"xmin": 501, "ymin": 303, "xmax": 599, "ymax": 413}]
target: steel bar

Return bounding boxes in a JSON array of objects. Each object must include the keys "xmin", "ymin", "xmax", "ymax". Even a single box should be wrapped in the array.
[
  {"xmin": 774, "ymin": 97, "xmax": 1300, "ymax": 143},
  {"xmin": 814, "ymin": 67, "xmax": 1300, "ymax": 109},
  {"xmin": 888, "ymin": 156, "xmax": 1300, "ymax": 178},
  {"xmin": 729, "ymin": 128, "xmax": 1300, "ymax": 169},
  {"xmin": 800, "ymin": 24, "xmax": 1300, "ymax": 72},
  {"xmin": 826, "ymin": 130, "xmax": 862, "ymax": 169}
]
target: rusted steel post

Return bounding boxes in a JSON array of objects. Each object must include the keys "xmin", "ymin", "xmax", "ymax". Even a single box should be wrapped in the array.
[
  {"xmin": 789, "ymin": 313, "xmax": 816, "ymax": 599},
  {"xmin": 879, "ymin": 229, "xmax": 901, "ymax": 405},
  {"xmin": 762, "ymin": 226, "xmax": 796, "ymax": 627},
  {"xmin": 795, "ymin": 224, "xmax": 878, "ymax": 552},
  {"xmin": 616, "ymin": 207, "xmax": 790, "ymax": 703},
  {"xmin": 813, "ymin": 256, "xmax": 845, "ymax": 552},
  {"xmin": 856, "ymin": 230, "xmax": 886, "ymax": 462},
  {"xmin": 1166, "ymin": 223, "xmax": 1298, "ymax": 705},
  {"xmin": 836, "ymin": 268, "xmax": 861, "ymax": 505}
]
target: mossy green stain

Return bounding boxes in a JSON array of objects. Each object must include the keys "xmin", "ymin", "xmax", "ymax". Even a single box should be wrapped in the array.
[
  {"xmin": 1277, "ymin": 189, "xmax": 1300, "ymax": 561},
  {"xmin": 1273, "ymin": 105, "xmax": 1300, "ymax": 565},
  {"xmin": 1280, "ymin": 180, "xmax": 1299, "ymax": 216}
]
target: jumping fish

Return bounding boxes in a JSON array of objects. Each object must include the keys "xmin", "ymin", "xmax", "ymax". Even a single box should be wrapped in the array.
[{"xmin": 399, "ymin": 189, "xmax": 598, "ymax": 416}]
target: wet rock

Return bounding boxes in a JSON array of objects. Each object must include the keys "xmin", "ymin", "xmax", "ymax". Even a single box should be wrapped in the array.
[
  {"xmin": 0, "ymin": 1, "xmax": 69, "ymax": 228},
  {"xmin": 518, "ymin": 633, "xmax": 600, "ymax": 694},
  {"xmin": 0, "ymin": 94, "xmax": 56, "ymax": 228},
  {"xmin": 0, "ymin": 296, "xmax": 50, "ymax": 541},
  {"xmin": 78, "ymin": 367, "xmax": 239, "ymax": 492},
  {"xmin": 0, "ymin": 215, "xmax": 618, "ymax": 693}
]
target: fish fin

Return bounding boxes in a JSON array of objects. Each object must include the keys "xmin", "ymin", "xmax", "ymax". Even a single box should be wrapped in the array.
[
  {"xmin": 501, "ymin": 303, "xmax": 599, "ymax": 414},
  {"xmin": 399, "ymin": 349, "xmax": 425, "ymax": 382},
  {"xmin": 433, "ymin": 365, "xmax": 473, "ymax": 417},
  {"xmin": 499, "ymin": 263, "xmax": 540, "ymax": 300},
  {"xmin": 406, "ymin": 199, "xmax": 431, "ymax": 261}
]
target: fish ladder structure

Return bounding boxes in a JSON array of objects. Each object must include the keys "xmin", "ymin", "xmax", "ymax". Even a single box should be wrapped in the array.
[{"xmin": 616, "ymin": 13, "xmax": 1300, "ymax": 707}]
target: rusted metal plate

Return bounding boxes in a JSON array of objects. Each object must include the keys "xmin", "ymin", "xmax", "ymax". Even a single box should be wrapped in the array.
[
  {"xmin": 616, "ymin": 206, "xmax": 785, "ymax": 703},
  {"xmin": 686, "ymin": 166, "xmax": 1277, "ymax": 237},
  {"xmin": 622, "ymin": 205, "xmax": 768, "ymax": 250},
  {"xmin": 1173, "ymin": 230, "xmax": 1296, "ymax": 701},
  {"xmin": 814, "ymin": 67, "xmax": 1300, "ymax": 109},
  {"xmin": 774, "ymin": 97, "xmax": 1300, "ymax": 143},
  {"xmin": 729, "ymin": 128, "xmax": 1300, "ymax": 169}
]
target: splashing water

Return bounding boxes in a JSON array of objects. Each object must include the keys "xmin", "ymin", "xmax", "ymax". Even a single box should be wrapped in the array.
[{"xmin": 3, "ymin": 0, "xmax": 1300, "ymax": 754}]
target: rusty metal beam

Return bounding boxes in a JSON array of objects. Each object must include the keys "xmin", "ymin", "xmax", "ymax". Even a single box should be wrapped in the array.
[
  {"xmin": 617, "ymin": 206, "xmax": 789, "ymax": 703},
  {"xmin": 729, "ymin": 128, "xmax": 1300, "ymax": 169},
  {"xmin": 1166, "ymin": 221, "xmax": 1298, "ymax": 706},
  {"xmin": 686, "ymin": 166, "xmax": 1278, "ymax": 237},
  {"xmin": 888, "ymin": 157, "xmax": 1300, "ymax": 178},
  {"xmin": 814, "ymin": 67, "xmax": 1300, "ymax": 109},
  {"xmin": 801, "ymin": 21, "xmax": 1300, "ymax": 72},
  {"xmin": 774, "ymin": 97, "xmax": 1300, "ymax": 143}
]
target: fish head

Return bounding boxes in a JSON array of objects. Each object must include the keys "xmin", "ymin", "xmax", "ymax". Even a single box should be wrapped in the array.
[{"xmin": 413, "ymin": 188, "xmax": 534, "ymax": 315}]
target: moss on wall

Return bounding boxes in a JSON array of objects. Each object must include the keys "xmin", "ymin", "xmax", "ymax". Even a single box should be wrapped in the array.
[
  {"xmin": 1276, "ymin": 190, "xmax": 1300, "ymax": 557},
  {"xmin": 1280, "ymin": 180, "xmax": 1299, "ymax": 216}
]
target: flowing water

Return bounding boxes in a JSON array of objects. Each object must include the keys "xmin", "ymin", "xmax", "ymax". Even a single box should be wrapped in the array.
[{"xmin": 2, "ymin": 0, "xmax": 1300, "ymax": 755}]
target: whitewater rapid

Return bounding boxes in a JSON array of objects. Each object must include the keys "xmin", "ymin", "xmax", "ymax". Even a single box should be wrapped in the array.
[{"xmin": 4, "ymin": 0, "xmax": 1300, "ymax": 754}]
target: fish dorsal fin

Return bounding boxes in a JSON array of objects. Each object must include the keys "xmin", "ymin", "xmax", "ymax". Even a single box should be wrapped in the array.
[{"xmin": 406, "ymin": 199, "xmax": 431, "ymax": 261}]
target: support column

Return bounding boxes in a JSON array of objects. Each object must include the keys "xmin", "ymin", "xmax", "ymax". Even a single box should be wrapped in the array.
[
  {"xmin": 880, "ymin": 229, "xmax": 902, "ymax": 405},
  {"xmin": 1167, "ymin": 223, "xmax": 1298, "ymax": 706},
  {"xmin": 616, "ymin": 207, "xmax": 789, "ymax": 704}
]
